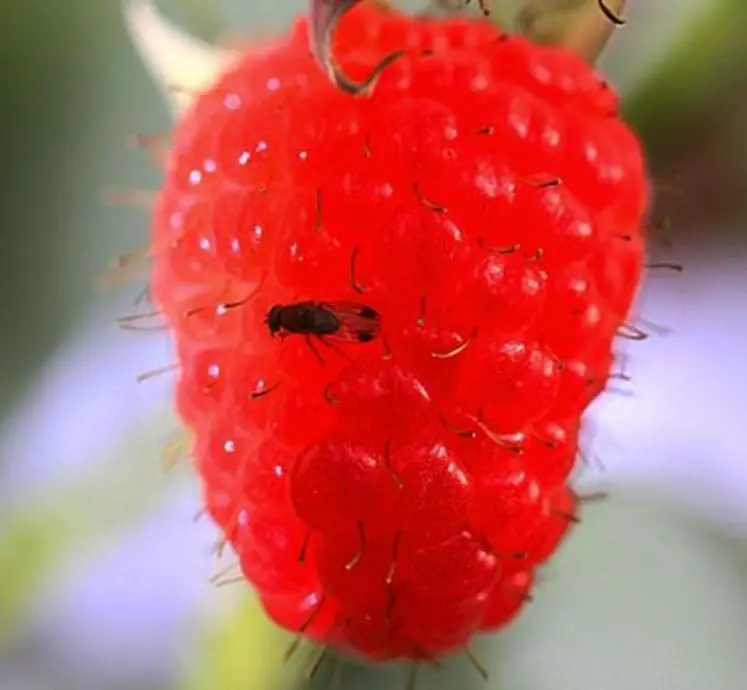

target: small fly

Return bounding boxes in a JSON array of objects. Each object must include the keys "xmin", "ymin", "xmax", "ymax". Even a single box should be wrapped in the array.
[{"xmin": 265, "ymin": 301, "xmax": 382, "ymax": 365}]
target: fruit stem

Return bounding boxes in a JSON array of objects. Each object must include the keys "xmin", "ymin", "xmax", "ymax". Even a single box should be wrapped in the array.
[
  {"xmin": 557, "ymin": 0, "xmax": 626, "ymax": 65},
  {"xmin": 516, "ymin": 0, "xmax": 626, "ymax": 65}
]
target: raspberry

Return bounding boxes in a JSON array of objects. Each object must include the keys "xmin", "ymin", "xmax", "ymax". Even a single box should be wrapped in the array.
[{"xmin": 150, "ymin": 2, "xmax": 648, "ymax": 661}]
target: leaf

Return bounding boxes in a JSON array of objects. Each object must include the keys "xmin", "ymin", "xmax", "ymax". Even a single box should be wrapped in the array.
[{"xmin": 182, "ymin": 595, "xmax": 314, "ymax": 690}]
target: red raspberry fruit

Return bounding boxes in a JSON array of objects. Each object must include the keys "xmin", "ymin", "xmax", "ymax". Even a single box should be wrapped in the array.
[{"xmin": 151, "ymin": 3, "xmax": 648, "ymax": 661}]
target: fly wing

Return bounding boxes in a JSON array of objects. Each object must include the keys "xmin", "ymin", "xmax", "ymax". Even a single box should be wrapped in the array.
[{"xmin": 320, "ymin": 302, "xmax": 381, "ymax": 342}]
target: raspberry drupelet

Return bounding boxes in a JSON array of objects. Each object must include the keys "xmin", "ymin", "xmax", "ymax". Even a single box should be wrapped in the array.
[{"xmin": 151, "ymin": 2, "xmax": 648, "ymax": 661}]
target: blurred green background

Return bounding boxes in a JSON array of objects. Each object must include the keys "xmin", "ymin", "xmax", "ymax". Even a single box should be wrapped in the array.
[{"xmin": 1, "ymin": 1, "xmax": 746, "ymax": 689}]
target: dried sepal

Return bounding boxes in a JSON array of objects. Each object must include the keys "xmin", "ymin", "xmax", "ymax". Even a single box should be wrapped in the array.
[
  {"xmin": 123, "ymin": 0, "xmax": 240, "ymax": 116},
  {"xmin": 556, "ymin": 0, "xmax": 627, "ymax": 64},
  {"xmin": 308, "ymin": 0, "xmax": 404, "ymax": 96}
]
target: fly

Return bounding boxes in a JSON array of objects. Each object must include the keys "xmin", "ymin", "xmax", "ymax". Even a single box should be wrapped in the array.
[{"xmin": 265, "ymin": 301, "xmax": 382, "ymax": 364}]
